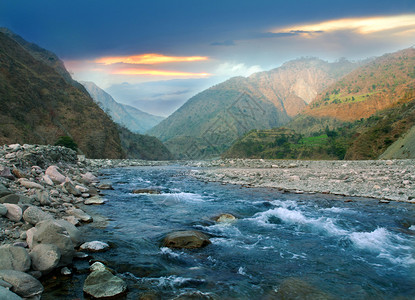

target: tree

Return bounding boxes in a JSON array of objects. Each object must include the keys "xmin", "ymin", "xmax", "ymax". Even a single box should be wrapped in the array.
[{"xmin": 55, "ymin": 136, "xmax": 78, "ymax": 151}]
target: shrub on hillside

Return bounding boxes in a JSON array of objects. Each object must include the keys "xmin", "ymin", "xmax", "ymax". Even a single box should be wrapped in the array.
[{"xmin": 55, "ymin": 136, "xmax": 78, "ymax": 151}]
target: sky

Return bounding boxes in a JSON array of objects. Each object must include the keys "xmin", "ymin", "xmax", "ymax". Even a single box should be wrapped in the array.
[{"xmin": 1, "ymin": 0, "xmax": 415, "ymax": 116}]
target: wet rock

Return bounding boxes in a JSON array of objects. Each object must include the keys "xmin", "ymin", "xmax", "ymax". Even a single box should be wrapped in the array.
[
  {"xmin": 0, "ymin": 183, "xmax": 12, "ymax": 197},
  {"xmin": 90, "ymin": 262, "xmax": 107, "ymax": 272},
  {"xmin": 55, "ymin": 219, "xmax": 83, "ymax": 247},
  {"xmin": 61, "ymin": 267, "xmax": 72, "ymax": 275},
  {"xmin": 30, "ymin": 244, "xmax": 61, "ymax": 274},
  {"xmin": 45, "ymin": 166, "xmax": 66, "ymax": 184},
  {"xmin": 84, "ymin": 195, "xmax": 106, "ymax": 205},
  {"xmin": 17, "ymin": 179, "xmax": 43, "ymax": 190},
  {"xmin": 0, "ymin": 245, "xmax": 31, "ymax": 272},
  {"xmin": 32, "ymin": 220, "xmax": 75, "ymax": 266},
  {"xmin": 80, "ymin": 241, "xmax": 110, "ymax": 252},
  {"xmin": 22, "ymin": 206, "xmax": 54, "ymax": 225},
  {"xmin": 67, "ymin": 208, "xmax": 93, "ymax": 223},
  {"xmin": 215, "ymin": 213, "xmax": 237, "ymax": 223},
  {"xmin": 75, "ymin": 185, "xmax": 89, "ymax": 193},
  {"xmin": 3, "ymin": 204, "xmax": 22, "ymax": 222},
  {"xmin": 0, "ymin": 270, "xmax": 44, "ymax": 298},
  {"xmin": 162, "ymin": 231, "xmax": 211, "ymax": 249},
  {"xmin": 63, "ymin": 215, "xmax": 80, "ymax": 226},
  {"xmin": 0, "ymin": 194, "xmax": 19, "ymax": 204},
  {"xmin": 0, "ymin": 203, "xmax": 8, "ymax": 216},
  {"xmin": 269, "ymin": 278, "xmax": 334, "ymax": 300},
  {"xmin": 0, "ymin": 166, "xmax": 14, "ymax": 180},
  {"xmin": 81, "ymin": 172, "xmax": 99, "ymax": 184},
  {"xmin": 132, "ymin": 188, "xmax": 161, "ymax": 194},
  {"xmin": 62, "ymin": 181, "xmax": 81, "ymax": 196},
  {"xmin": 97, "ymin": 183, "xmax": 113, "ymax": 190},
  {"xmin": 83, "ymin": 269, "xmax": 127, "ymax": 299},
  {"xmin": 0, "ymin": 286, "xmax": 22, "ymax": 300}
]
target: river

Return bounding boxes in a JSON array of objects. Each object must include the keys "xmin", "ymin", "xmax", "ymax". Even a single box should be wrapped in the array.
[{"xmin": 43, "ymin": 165, "xmax": 415, "ymax": 299}]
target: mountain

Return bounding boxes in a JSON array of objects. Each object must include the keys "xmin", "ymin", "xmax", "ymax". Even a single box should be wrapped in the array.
[
  {"xmin": 81, "ymin": 81, "xmax": 164, "ymax": 133},
  {"xmin": 0, "ymin": 29, "xmax": 172, "ymax": 160},
  {"xmin": 304, "ymin": 48, "xmax": 415, "ymax": 121},
  {"xmin": 149, "ymin": 58, "xmax": 357, "ymax": 158}
]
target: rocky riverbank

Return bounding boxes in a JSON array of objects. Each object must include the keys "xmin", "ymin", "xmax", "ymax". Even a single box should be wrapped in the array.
[
  {"xmin": 0, "ymin": 144, "xmax": 136, "ymax": 299},
  {"xmin": 189, "ymin": 158, "xmax": 415, "ymax": 202}
]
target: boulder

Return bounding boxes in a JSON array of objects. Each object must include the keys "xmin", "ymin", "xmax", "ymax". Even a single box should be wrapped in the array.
[
  {"xmin": 97, "ymin": 183, "xmax": 113, "ymax": 190},
  {"xmin": 0, "ymin": 166, "xmax": 14, "ymax": 180},
  {"xmin": 84, "ymin": 195, "xmax": 106, "ymax": 205},
  {"xmin": 62, "ymin": 181, "xmax": 81, "ymax": 196},
  {"xmin": 3, "ymin": 204, "xmax": 22, "ymax": 222},
  {"xmin": 75, "ymin": 185, "xmax": 89, "ymax": 193},
  {"xmin": 90, "ymin": 262, "xmax": 107, "ymax": 272},
  {"xmin": 42, "ymin": 174, "xmax": 54, "ymax": 186},
  {"xmin": 0, "ymin": 245, "xmax": 31, "ymax": 272},
  {"xmin": 32, "ymin": 220, "xmax": 75, "ymax": 266},
  {"xmin": 55, "ymin": 219, "xmax": 83, "ymax": 247},
  {"xmin": 17, "ymin": 179, "xmax": 43, "ymax": 190},
  {"xmin": 0, "ymin": 183, "xmax": 11, "ymax": 197},
  {"xmin": 81, "ymin": 172, "xmax": 98, "ymax": 184},
  {"xmin": 0, "ymin": 286, "xmax": 22, "ymax": 300},
  {"xmin": 22, "ymin": 206, "xmax": 54, "ymax": 225},
  {"xmin": 26, "ymin": 228, "xmax": 37, "ymax": 249},
  {"xmin": 215, "ymin": 213, "xmax": 237, "ymax": 223},
  {"xmin": 11, "ymin": 169, "xmax": 25, "ymax": 179},
  {"xmin": 0, "ymin": 270, "xmax": 43, "ymax": 298},
  {"xmin": 162, "ymin": 231, "xmax": 211, "ymax": 249},
  {"xmin": 80, "ymin": 241, "xmax": 110, "ymax": 252},
  {"xmin": 269, "ymin": 278, "xmax": 334, "ymax": 300},
  {"xmin": 83, "ymin": 269, "xmax": 127, "ymax": 299},
  {"xmin": 30, "ymin": 244, "xmax": 61, "ymax": 274},
  {"xmin": 0, "ymin": 194, "xmax": 19, "ymax": 204},
  {"xmin": 67, "ymin": 208, "xmax": 93, "ymax": 223},
  {"xmin": 0, "ymin": 203, "xmax": 7, "ymax": 216},
  {"xmin": 45, "ymin": 166, "xmax": 66, "ymax": 184},
  {"xmin": 132, "ymin": 188, "xmax": 161, "ymax": 194},
  {"xmin": 36, "ymin": 190, "xmax": 51, "ymax": 206},
  {"xmin": 63, "ymin": 215, "xmax": 80, "ymax": 226}
]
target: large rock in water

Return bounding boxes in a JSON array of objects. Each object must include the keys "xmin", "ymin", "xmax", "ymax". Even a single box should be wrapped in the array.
[
  {"xmin": 22, "ymin": 206, "xmax": 53, "ymax": 225},
  {"xmin": 30, "ymin": 244, "xmax": 61, "ymax": 274},
  {"xmin": 0, "ymin": 270, "xmax": 44, "ymax": 298},
  {"xmin": 32, "ymin": 220, "xmax": 74, "ymax": 266},
  {"xmin": 268, "ymin": 278, "xmax": 334, "ymax": 300},
  {"xmin": 0, "ymin": 286, "xmax": 22, "ymax": 300},
  {"xmin": 162, "ymin": 231, "xmax": 211, "ymax": 249},
  {"xmin": 83, "ymin": 269, "xmax": 127, "ymax": 299},
  {"xmin": 0, "ymin": 245, "xmax": 31, "ymax": 272}
]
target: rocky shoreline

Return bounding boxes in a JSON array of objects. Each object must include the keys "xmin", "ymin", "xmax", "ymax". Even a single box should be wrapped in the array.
[{"xmin": 189, "ymin": 158, "xmax": 415, "ymax": 203}]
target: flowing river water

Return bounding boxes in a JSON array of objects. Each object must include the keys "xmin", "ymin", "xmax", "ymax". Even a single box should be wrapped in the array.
[{"xmin": 43, "ymin": 166, "xmax": 415, "ymax": 299}]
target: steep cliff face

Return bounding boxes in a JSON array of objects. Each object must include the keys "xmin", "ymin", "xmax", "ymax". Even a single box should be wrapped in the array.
[
  {"xmin": 305, "ymin": 48, "xmax": 415, "ymax": 121},
  {"xmin": 149, "ymin": 58, "xmax": 356, "ymax": 158},
  {"xmin": 0, "ymin": 31, "xmax": 125, "ymax": 158}
]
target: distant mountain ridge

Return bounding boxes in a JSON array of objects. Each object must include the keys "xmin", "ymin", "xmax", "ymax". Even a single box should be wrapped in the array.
[
  {"xmin": 81, "ymin": 81, "xmax": 164, "ymax": 133},
  {"xmin": 149, "ymin": 58, "xmax": 357, "ymax": 158}
]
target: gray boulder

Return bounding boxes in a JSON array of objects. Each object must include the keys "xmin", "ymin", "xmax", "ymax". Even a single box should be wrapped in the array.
[
  {"xmin": 84, "ymin": 195, "xmax": 106, "ymax": 205},
  {"xmin": 0, "ymin": 286, "xmax": 22, "ymax": 300},
  {"xmin": 30, "ymin": 244, "xmax": 61, "ymax": 274},
  {"xmin": 45, "ymin": 166, "xmax": 66, "ymax": 184},
  {"xmin": 3, "ymin": 204, "xmax": 22, "ymax": 222},
  {"xmin": 67, "ymin": 208, "xmax": 93, "ymax": 223},
  {"xmin": 83, "ymin": 269, "xmax": 127, "ymax": 299},
  {"xmin": 63, "ymin": 181, "xmax": 81, "ymax": 196},
  {"xmin": 55, "ymin": 219, "xmax": 83, "ymax": 247},
  {"xmin": 0, "ymin": 270, "xmax": 43, "ymax": 298},
  {"xmin": 22, "ymin": 206, "xmax": 53, "ymax": 225},
  {"xmin": 80, "ymin": 241, "xmax": 110, "ymax": 252},
  {"xmin": 0, "ymin": 183, "xmax": 12, "ymax": 197},
  {"xmin": 18, "ymin": 179, "xmax": 43, "ymax": 190},
  {"xmin": 162, "ymin": 231, "xmax": 211, "ymax": 249},
  {"xmin": 0, "ymin": 166, "xmax": 14, "ymax": 180},
  {"xmin": 26, "ymin": 227, "xmax": 37, "ymax": 249},
  {"xmin": 97, "ymin": 183, "xmax": 113, "ymax": 190},
  {"xmin": 0, "ymin": 203, "xmax": 8, "ymax": 216},
  {"xmin": 0, "ymin": 245, "xmax": 31, "ymax": 272},
  {"xmin": 36, "ymin": 190, "xmax": 51, "ymax": 206},
  {"xmin": 0, "ymin": 194, "xmax": 19, "ymax": 204},
  {"xmin": 32, "ymin": 220, "xmax": 75, "ymax": 266}
]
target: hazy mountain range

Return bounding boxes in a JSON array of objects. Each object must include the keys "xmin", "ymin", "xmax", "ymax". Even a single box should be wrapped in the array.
[{"xmin": 81, "ymin": 81, "xmax": 164, "ymax": 134}]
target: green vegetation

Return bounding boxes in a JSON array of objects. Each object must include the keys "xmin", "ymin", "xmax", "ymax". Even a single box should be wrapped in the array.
[{"xmin": 54, "ymin": 136, "xmax": 78, "ymax": 151}]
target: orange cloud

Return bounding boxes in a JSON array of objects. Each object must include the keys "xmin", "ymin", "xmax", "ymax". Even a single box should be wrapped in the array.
[
  {"xmin": 95, "ymin": 53, "xmax": 208, "ymax": 65},
  {"xmin": 113, "ymin": 68, "xmax": 211, "ymax": 77}
]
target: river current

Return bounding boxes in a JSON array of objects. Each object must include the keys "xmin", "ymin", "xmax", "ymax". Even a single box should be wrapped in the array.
[{"xmin": 43, "ymin": 165, "xmax": 415, "ymax": 299}]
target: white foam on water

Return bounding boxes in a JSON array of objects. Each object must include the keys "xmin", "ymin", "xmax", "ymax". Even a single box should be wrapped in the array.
[
  {"xmin": 195, "ymin": 223, "xmax": 242, "ymax": 237},
  {"xmin": 141, "ymin": 275, "xmax": 205, "ymax": 289},
  {"xmin": 320, "ymin": 207, "xmax": 354, "ymax": 214},
  {"xmin": 163, "ymin": 192, "xmax": 205, "ymax": 202},
  {"xmin": 237, "ymin": 266, "xmax": 247, "ymax": 276},
  {"xmin": 160, "ymin": 247, "xmax": 183, "ymax": 258},
  {"xmin": 409, "ymin": 225, "xmax": 415, "ymax": 231}
]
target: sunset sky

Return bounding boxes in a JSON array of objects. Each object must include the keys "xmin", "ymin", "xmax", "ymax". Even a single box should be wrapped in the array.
[{"xmin": 1, "ymin": 0, "xmax": 414, "ymax": 116}]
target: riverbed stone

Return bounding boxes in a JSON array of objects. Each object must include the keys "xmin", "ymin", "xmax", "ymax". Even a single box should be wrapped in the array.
[
  {"xmin": 45, "ymin": 166, "xmax": 66, "ymax": 184},
  {"xmin": 32, "ymin": 220, "xmax": 75, "ymax": 266},
  {"xmin": 97, "ymin": 183, "xmax": 113, "ymax": 190},
  {"xmin": 0, "ymin": 286, "xmax": 22, "ymax": 300},
  {"xmin": 215, "ymin": 213, "xmax": 237, "ymax": 223},
  {"xmin": 84, "ymin": 195, "xmax": 105, "ymax": 205},
  {"xmin": 55, "ymin": 219, "xmax": 83, "ymax": 247},
  {"xmin": 81, "ymin": 172, "xmax": 99, "ymax": 184},
  {"xmin": 0, "ymin": 270, "xmax": 44, "ymax": 298},
  {"xmin": 0, "ymin": 166, "xmax": 14, "ymax": 180},
  {"xmin": 67, "ymin": 208, "xmax": 93, "ymax": 223},
  {"xmin": 0, "ymin": 194, "xmax": 19, "ymax": 204},
  {"xmin": 80, "ymin": 241, "xmax": 110, "ymax": 252},
  {"xmin": 83, "ymin": 269, "xmax": 127, "ymax": 299},
  {"xmin": 30, "ymin": 244, "xmax": 61, "ymax": 273},
  {"xmin": 22, "ymin": 206, "xmax": 54, "ymax": 225},
  {"xmin": 3, "ymin": 204, "xmax": 22, "ymax": 222},
  {"xmin": 162, "ymin": 231, "xmax": 211, "ymax": 249},
  {"xmin": 17, "ymin": 179, "xmax": 43, "ymax": 190},
  {"xmin": 26, "ymin": 227, "xmax": 37, "ymax": 249},
  {"xmin": 0, "ymin": 245, "xmax": 31, "ymax": 272},
  {"xmin": 270, "ymin": 278, "xmax": 334, "ymax": 300},
  {"xmin": 62, "ymin": 181, "xmax": 81, "ymax": 196},
  {"xmin": 0, "ymin": 184, "xmax": 11, "ymax": 197},
  {"xmin": 0, "ymin": 203, "xmax": 7, "ymax": 216}
]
